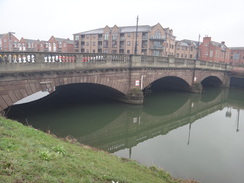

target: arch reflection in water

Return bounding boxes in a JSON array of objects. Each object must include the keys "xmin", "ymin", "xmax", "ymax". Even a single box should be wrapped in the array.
[
  {"xmin": 6, "ymin": 87, "xmax": 244, "ymax": 183},
  {"xmin": 7, "ymin": 87, "xmax": 229, "ymax": 152}
]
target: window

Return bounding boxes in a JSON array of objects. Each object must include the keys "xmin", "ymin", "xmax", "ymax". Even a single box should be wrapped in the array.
[
  {"xmin": 127, "ymin": 41, "xmax": 131, "ymax": 46},
  {"xmin": 154, "ymin": 30, "xmax": 161, "ymax": 39},
  {"xmin": 104, "ymin": 33, "xmax": 109, "ymax": 40},
  {"xmin": 112, "ymin": 33, "xmax": 117, "ymax": 40},
  {"xmin": 210, "ymin": 51, "xmax": 213, "ymax": 57},
  {"xmin": 86, "ymin": 42, "xmax": 89, "ymax": 46},
  {"xmin": 128, "ymin": 33, "xmax": 131, "ymax": 37},
  {"xmin": 93, "ymin": 42, "xmax": 95, "ymax": 46},
  {"xmin": 233, "ymin": 53, "xmax": 240, "ymax": 59},
  {"xmin": 75, "ymin": 35, "xmax": 79, "ymax": 40},
  {"xmin": 112, "ymin": 41, "xmax": 117, "ymax": 48}
]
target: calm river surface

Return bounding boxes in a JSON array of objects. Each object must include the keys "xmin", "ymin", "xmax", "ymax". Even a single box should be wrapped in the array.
[{"xmin": 5, "ymin": 85, "xmax": 244, "ymax": 183}]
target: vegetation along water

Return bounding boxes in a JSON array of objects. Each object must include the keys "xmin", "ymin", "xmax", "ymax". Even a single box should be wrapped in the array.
[{"xmin": 3, "ymin": 84, "xmax": 244, "ymax": 183}]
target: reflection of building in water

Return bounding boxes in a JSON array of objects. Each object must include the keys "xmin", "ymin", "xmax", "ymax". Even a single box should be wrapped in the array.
[
  {"xmin": 226, "ymin": 107, "xmax": 232, "ymax": 118},
  {"xmin": 79, "ymin": 89, "xmax": 231, "ymax": 152}
]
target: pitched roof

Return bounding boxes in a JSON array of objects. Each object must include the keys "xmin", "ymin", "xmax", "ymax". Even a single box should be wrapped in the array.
[
  {"xmin": 23, "ymin": 38, "xmax": 38, "ymax": 43},
  {"xmin": 230, "ymin": 47, "xmax": 244, "ymax": 50},
  {"xmin": 176, "ymin": 39, "xmax": 199, "ymax": 47},
  {"xmin": 54, "ymin": 37, "xmax": 73, "ymax": 44},
  {"xmin": 75, "ymin": 25, "xmax": 152, "ymax": 35},
  {"xmin": 74, "ymin": 28, "xmax": 104, "ymax": 35},
  {"xmin": 119, "ymin": 25, "xmax": 151, "ymax": 33}
]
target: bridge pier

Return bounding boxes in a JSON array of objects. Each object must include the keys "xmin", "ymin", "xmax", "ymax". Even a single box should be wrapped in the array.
[
  {"xmin": 123, "ymin": 88, "xmax": 144, "ymax": 104},
  {"xmin": 190, "ymin": 82, "xmax": 203, "ymax": 94}
]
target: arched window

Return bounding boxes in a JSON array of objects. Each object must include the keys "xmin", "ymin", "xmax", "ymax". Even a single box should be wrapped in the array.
[{"xmin": 154, "ymin": 30, "xmax": 162, "ymax": 39}]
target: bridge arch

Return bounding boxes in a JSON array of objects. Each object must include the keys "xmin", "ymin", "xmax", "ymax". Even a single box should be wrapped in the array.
[
  {"xmin": 195, "ymin": 70, "xmax": 226, "ymax": 88},
  {"xmin": 0, "ymin": 70, "xmax": 130, "ymax": 111},
  {"xmin": 144, "ymin": 76, "xmax": 191, "ymax": 92},
  {"xmin": 201, "ymin": 76, "xmax": 223, "ymax": 87},
  {"xmin": 140, "ymin": 69, "xmax": 193, "ymax": 92}
]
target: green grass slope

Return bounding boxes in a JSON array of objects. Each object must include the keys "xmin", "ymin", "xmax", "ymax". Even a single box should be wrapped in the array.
[{"xmin": 0, "ymin": 116, "xmax": 182, "ymax": 183}]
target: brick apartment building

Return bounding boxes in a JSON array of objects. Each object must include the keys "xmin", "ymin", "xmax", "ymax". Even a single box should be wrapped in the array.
[
  {"xmin": 175, "ymin": 39, "xmax": 198, "ymax": 59},
  {"xmin": 48, "ymin": 36, "xmax": 74, "ymax": 52},
  {"xmin": 0, "ymin": 32, "xmax": 19, "ymax": 51},
  {"xmin": 0, "ymin": 33, "xmax": 74, "ymax": 53},
  {"xmin": 229, "ymin": 47, "xmax": 244, "ymax": 66},
  {"xmin": 19, "ymin": 38, "xmax": 40, "ymax": 52},
  {"xmin": 73, "ymin": 23, "xmax": 176, "ymax": 57},
  {"xmin": 199, "ymin": 37, "xmax": 230, "ymax": 63}
]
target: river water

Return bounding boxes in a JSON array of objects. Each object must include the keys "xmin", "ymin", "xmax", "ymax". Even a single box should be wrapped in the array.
[{"xmin": 5, "ymin": 84, "xmax": 244, "ymax": 183}]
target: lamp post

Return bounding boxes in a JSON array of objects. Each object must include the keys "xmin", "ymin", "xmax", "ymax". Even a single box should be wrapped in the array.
[
  {"xmin": 134, "ymin": 16, "xmax": 139, "ymax": 55},
  {"xmin": 192, "ymin": 34, "xmax": 200, "ymax": 85}
]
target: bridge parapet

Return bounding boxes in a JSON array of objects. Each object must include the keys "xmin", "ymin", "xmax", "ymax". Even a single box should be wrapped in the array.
[
  {"xmin": 0, "ymin": 52, "xmax": 132, "ymax": 73},
  {"xmin": 0, "ymin": 52, "xmax": 231, "ymax": 73}
]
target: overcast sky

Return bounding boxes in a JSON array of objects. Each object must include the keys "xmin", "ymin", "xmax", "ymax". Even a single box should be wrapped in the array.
[{"xmin": 0, "ymin": 0, "xmax": 243, "ymax": 47}]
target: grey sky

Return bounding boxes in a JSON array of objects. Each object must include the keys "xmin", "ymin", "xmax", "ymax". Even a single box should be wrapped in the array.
[{"xmin": 0, "ymin": 0, "xmax": 243, "ymax": 47}]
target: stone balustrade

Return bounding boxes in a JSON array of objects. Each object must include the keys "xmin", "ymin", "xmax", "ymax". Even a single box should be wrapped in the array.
[{"xmin": 0, "ymin": 52, "xmax": 231, "ymax": 73}]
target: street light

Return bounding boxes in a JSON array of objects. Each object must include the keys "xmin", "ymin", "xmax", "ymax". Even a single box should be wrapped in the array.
[{"xmin": 134, "ymin": 16, "xmax": 139, "ymax": 55}]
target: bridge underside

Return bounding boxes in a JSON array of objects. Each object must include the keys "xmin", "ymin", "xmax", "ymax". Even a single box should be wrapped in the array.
[
  {"xmin": 0, "ymin": 67, "xmax": 229, "ymax": 111},
  {"xmin": 145, "ymin": 76, "xmax": 191, "ymax": 93},
  {"xmin": 201, "ymin": 76, "xmax": 223, "ymax": 87}
]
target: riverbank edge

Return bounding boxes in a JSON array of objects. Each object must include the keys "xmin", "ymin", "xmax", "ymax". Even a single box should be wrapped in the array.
[{"xmin": 0, "ymin": 116, "xmax": 198, "ymax": 183}]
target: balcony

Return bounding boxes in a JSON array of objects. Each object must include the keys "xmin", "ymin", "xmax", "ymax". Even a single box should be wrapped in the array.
[
  {"xmin": 142, "ymin": 36, "xmax": 148, "ymax": 40},
  {"xmin": 149, "ymin": 35, "xmax": 166, "ymax": 41},
  {"xmin": 119, "ymin": 45, "xmax": 125, "ymax": 49},
  {"xmin": 150, "ymin": 45, "xmax": 164, "ymax": 50}
]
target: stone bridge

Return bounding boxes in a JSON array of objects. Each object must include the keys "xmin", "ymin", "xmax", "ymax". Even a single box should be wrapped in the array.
[{"xmin": 0, "ymin": 52, "xmax": 232, "ymax": 111}]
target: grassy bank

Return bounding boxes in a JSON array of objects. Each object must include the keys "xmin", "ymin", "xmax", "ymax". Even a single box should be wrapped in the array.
[{"xmin": 0, "ymin": 116, "xmax": 195, "ymax": 183}]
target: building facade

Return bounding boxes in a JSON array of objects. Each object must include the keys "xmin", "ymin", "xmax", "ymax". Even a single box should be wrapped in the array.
[
  {"xmin": 199, "ymin": 37, "xmax": 230, "ymax": 63},
  {"xmin": 229, "ymin": 47, "xmax": 244, "ymax": 66},
  {"xmin": 175, "ymin": 39, "xmax": 198, "ymax": 59},
  {"xmin": 0, "ymin": 32, "xmax": 19, "ymax": 51},
  {"xmin": 19, "ymin": 38, "xmax": 40, "ymax": 52},
  {"xmin": 48, "ymin": 36, "xmax": 74, "ymax": 53},
  {"xmin": 73, "ymin": 23, "xmax": 176, "ymax": 57}
]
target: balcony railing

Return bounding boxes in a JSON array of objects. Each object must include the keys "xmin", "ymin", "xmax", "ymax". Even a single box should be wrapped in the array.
[
  {"xmin": 149, "ymin": 35, "xmax": 166, "ymax": 41},
  {"xmin": 150, "ymin": 45, "xmax": 164, "ymax": 50}
]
